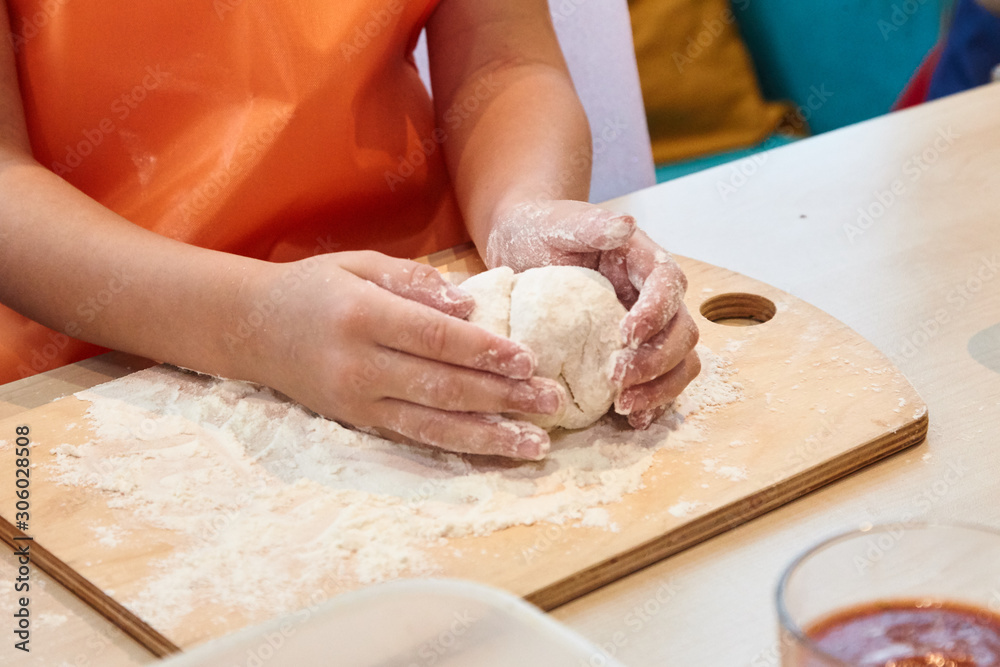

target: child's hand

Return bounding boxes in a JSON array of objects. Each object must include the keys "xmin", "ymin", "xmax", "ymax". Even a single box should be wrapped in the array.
[
  {"xmin": 247, "ymin": 251, "xmax": 565, "ymax": 459},
  {"xmin": 485, "ymin": 200, "xmax": 701, "ymax": 429}
]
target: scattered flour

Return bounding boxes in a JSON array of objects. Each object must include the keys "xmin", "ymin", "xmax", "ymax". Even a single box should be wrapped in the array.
[
  {"xmin": 668, "ymin": 500, "xmax": 702, "ymax": 517},
  {"xmin": 36, "ymin": 612, "xmax": 68, "ymax": 628},
  {"xmin": 580, "ymin": 507, "xmax": 611, "ymax": 529},
  {"xmin": 49, "ymin": 345, "xmax": 741, "ymax": 631},
  {"xmin": 715, "ymin": 466, "xmax": 749, "ymax": 482},
  {"xmin": 701, "ymin": 458, "xmax": 749, "ymax": 482},
  {"xmin": 92, "ymin": 524, "xmax": 126, "ymax": 548},
  {"xmin": 722, "ymin": 338, "xmax": 745, "ymax": 353}
]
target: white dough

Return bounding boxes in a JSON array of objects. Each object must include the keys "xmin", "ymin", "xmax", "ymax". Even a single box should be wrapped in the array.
[
  {"xmin": 463, "ymin": 265, "xmax": 627, "ymax": 430},
  {"xmin": 460, "ymin": 265, "xmax": 514, "ymax": 337}
]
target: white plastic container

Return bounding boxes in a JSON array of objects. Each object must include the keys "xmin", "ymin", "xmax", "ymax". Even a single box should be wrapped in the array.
[{"xmin": 158, "ymin": 579, "xmax": 626, "ymax": 666}]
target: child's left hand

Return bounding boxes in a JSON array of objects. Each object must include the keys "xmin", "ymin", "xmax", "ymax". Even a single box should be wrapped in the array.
[{"xmin": 484, "ymin": 199, "xmax": 701, "ymax": 429}]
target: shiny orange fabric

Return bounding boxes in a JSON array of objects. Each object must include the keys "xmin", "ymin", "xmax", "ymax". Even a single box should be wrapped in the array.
[{"xmin": 2, "ymin": 0, "xmax": 470, "ymax": 383}]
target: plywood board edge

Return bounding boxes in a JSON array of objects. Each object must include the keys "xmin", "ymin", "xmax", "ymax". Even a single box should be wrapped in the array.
[
  {"xmin": 527, "ymin": 410, "xmax": 930, "ymax": 611},
  {"xmin": 0, "ymin": 518, "xmax": 180, "ymax": 657}
]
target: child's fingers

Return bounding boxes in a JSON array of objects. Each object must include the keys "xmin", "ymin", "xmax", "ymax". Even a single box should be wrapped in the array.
[
  {"xmin": 357, "ymin": 347, "xmax": 566, "ymax": 417},
  {"xmin": 612, "ymin": 305, "xmax": 699, "ymax": 389},
  {"xmin": 626, "ymin": 404, "xmax": 670, "ymax": 431},
  {"xmin": 598, "ymin": 246, "xmax": 641, "ymax": 307},
  {"xmin": 341, "ymin": 251, "xmax": 475, "ymax": 318},
  {"xmin": 619, "ymin": 232, "xmax": 688, "ymax": 347},
  {"xmin": 615, "ymin": 349, "xmax": 702, "ymax": 422},
  {"xmin": 373, "ymin": 400, "xmax": 551, "ymax": 460},
  {"xmin": 367, "ymin": 291, "xmax": 539, "ymax": 380},
  {"xmin": 545, "ymin": 206, "xmax": 636, "ymax": 253},
  {"xmin": 486, "ymin": 201, "xmax": 636, "ymax": 272},
  {"xmin": 337, "ymin": 251, "xmax": 538, "ymax": 380}
]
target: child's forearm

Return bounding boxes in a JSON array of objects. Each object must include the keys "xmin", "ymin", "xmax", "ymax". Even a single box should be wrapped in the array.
[
  {"xmin": 443, "ymin": 61, "xmax": 592, "ymax": 249},
  {"xmin": 0, "ymin": 4, "xmax": 269, "ymax": 382},
  {"xmin": 0, "ymin": 155, "xmax": 268, "ymax": 381},
  {"xmin": 0, "ymin": 156, "xmax": 568, "ymax": 459},
  {"xmin": 426, "ymin": 0, "xmax": 592, "ymax": 251}
]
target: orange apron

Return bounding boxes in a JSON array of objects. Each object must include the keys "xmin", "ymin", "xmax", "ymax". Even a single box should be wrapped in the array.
[{"xmin": 2, "ymin": 0, "xmax": 470, "ymax": 383}]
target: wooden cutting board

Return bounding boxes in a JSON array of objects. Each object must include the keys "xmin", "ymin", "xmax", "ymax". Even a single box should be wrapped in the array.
[{"xmin": 0, "ymin": 246, "xmax": 928, "ymax": 657}]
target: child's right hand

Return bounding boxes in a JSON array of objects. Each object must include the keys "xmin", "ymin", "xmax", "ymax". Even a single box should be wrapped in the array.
[{"xmin": 243, "ymin": 251, "xmax": 566, "ymax": 460}]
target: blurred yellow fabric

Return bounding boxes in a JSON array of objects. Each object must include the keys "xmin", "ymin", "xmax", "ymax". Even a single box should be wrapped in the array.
[{"xmin": 629, "ymin": 0, "xmax": 798, "ymax": 163}]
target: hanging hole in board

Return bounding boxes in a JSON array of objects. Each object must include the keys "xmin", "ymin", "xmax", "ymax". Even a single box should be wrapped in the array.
[{"xmin": 700, "ymin": 293, "xmax": 776, "ymax": 326}]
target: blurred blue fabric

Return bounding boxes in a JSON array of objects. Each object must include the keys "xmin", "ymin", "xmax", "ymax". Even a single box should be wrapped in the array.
[{"xmin": 927, "ymin": 0, "xmax": 1000, "ymax": 99}]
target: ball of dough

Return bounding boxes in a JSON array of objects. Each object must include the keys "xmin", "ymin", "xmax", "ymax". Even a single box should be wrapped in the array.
[{"xmin": 462, "ymin": 265, "xmax": 627, "ymax": 430}]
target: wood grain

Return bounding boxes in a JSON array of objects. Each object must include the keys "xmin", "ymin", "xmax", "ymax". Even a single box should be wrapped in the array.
[
  {"xmin": 0, "ymin": 523, "xmax": 179, "ymax": 657},
  {"xmin": 550, "ymin": 85, "xmax": 1000, "ymax": 667},
  {"xmin": 0, "ymin": 250, "xmax": 927, "ymax": 654},
  {"xmin": 0, "ymin": 547, "xmax": 156, "ymax": 666}
]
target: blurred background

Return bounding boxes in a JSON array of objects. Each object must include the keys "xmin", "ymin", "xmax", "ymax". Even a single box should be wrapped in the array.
[{"xmin": 629, "ymin": 0, "xmax": 956, "ymax": 182}]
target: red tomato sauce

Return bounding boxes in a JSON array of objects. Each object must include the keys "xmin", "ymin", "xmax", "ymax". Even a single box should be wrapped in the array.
[{"xmin": 803, "ymin": 600, "xmax": 1000, "ymax": 666}]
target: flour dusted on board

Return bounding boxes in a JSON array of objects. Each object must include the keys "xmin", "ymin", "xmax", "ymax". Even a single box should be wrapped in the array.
[{"xmin": 49, "ymin": 345, "xmax": 740, "ymax": 631}]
